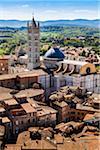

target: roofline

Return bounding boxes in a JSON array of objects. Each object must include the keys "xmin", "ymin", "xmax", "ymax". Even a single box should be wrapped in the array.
[{"xmin": 43, "ymin": 57, "xmax": 64, "ymax": 61}]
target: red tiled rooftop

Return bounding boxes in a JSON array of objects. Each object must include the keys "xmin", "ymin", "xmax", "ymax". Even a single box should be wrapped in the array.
[
  {"xmin": 0, "ymin": 87, "xmax": 12, "ymax": 93},
  {"xmin": 0, "ymin": 74, "xmax": 16, "ymax": 80},
  {"xmin": 4, "ymin": 144, "xmax": 21, "ymax": 150},
  {"xmin": 21, "ymin": 103, "xmax": 36, "ymax": 113},
  {"xmin": 2, "ymin": 117, "xmax": 11, "ymax": 123},
  {"xmin": 4, "ymin": 99, "xmax": 18, "ymax": 106},
  {"xmin": 22, "ymin": 139, "xmax": 57, "ymax": 150},
  {"xmin": 17, "ymin": 69, "xmax": 48, "ymax": 78},
  {"xmin": 83, "ymin": 113, "xmax": 95, "ymax": 121},
  {"xmin": 15, "ymin": 88, "xmax": 44, "ymax": 98},
  {"xmin": 0, "ymin": 107, "xmax": 5, "ymax": 112},
  {"xmin": 0, "ymin": 93, "xmax": 12, "ymax": 101},
  {"xmin": 0, "ymin": 55, "xmax": 10, "ymax": 60}
]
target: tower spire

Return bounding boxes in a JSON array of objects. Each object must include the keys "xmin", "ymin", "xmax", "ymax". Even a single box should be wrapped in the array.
[
  {"xmin": 32, "ymin": 10, "xmax": 37, "ymax": 27},
  {"xmin": 32, "ymin": 16, "xmax": 37, "ymax": 27}
]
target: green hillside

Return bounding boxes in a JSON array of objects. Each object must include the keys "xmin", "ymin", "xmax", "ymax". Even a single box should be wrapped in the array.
[{"xmin": 0, "ymin": 26, "xmax": 99, "ymax": 56}]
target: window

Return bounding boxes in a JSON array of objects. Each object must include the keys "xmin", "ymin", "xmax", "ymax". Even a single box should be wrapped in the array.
[
  {"xmin": 81, "ymin": 113, "xmax": 84, "ymax": 115},
  {"xmin": 95, "ymin": 79, "xmax": 97, "ymax": 87},
  {"xmin": 29, "ymin": 47, "xmax": 31, "ymax": 51},
  {"xmin": 34, "ymin": 42, "xmax": 38, "ymax": 47},
  {"xmin": 86, "ymin": 67, "xmax": 91, "ymax": 74},
  {"xmin": 71, "ymin": 112, "xmax": 75, "ymax": 115},
  {"xmin": 15, "ymin": 127, "xmax": 19, "ymax": 134},
  {"xmin": 9, "ymin": 122, "xmax": 12, "ymax": 127},
  {"xmin": 37, "ymin": 118, "xmax": 40, "ymax": 122},
  {"xmin": 47, "ymin": 117, "xmax": 49, "ymax": 120},
  {"xmin": 94, "ymin": 103, "xmax": 98, "ymax": 106},
  {"xmin": 36, "ymin": 59, "xmax": 38, "ymax": 63},
  {"xmin": 16, "ymin": 120, "xmax": 18, "ymax": 125},
  {"xmin": 29, "ymin": 42, "xmax": 31, "ymax": 46},
  {"xmin": 0, "ymin": 63, "xmax": 3, "ymax": 66},
  {"xmin": 35, "ymin": 36, "xmax": 38, "ymax": 40},
  {"xmin": 28, "ymin": 119, "xmax": 30, "ymax": 123},
  {"xmin": 77, "ymin": 117, "xmax": 80, "ymax": 121},
  {"xmin": 30, "ymin": 113, "xmax": 33, "ymax": 117},
  {"xmin": 2, "ymin": 68, "xmax": 5, "ymax": 71},
  {"xmin": 29, "ymin": 36, "xmax": 31, "ymax": 40}
]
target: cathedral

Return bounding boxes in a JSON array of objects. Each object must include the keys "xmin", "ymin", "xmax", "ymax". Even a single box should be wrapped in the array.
[
  {"xmin": 27, "ymin": 16, "xmax": 96, "ymax": 76},
  {"xmin": 26, "ymin": 16, "xmax": 99, "ymax": 94}
]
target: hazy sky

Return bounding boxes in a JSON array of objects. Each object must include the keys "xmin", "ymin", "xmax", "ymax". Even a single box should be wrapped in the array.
[{"xmin": 0, "ymin": 0, "xmax": 99, "ymax": 20}]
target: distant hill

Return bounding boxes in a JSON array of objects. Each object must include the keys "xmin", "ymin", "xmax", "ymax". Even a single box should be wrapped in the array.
[
  {"xmin": 41, "ymin": 19, "xmax": 100, "ymax": 28},
  {"xmin": 0, "ymin": 19, "xmax": 99, "ymax": 28}
]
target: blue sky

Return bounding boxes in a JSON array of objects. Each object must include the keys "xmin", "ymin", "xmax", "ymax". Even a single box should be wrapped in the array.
[{"xmin": 0, "ymin": 0, "xmax": 99, "ymax": 20}]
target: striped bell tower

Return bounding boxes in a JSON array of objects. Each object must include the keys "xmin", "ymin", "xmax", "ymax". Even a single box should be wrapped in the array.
[{"xmin": 27, "ymin": 16, "xmax": 40, "ymax": 70}]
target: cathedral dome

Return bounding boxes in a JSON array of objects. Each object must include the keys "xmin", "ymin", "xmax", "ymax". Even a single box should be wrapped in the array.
[{"xmin": 44, "ymin": 47, "xmax": 65, "ymax": 60}]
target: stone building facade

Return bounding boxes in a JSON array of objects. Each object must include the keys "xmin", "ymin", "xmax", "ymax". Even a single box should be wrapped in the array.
[{"xmin": 0, "ymin": 56, "xmax": 9, "ymax": 75}]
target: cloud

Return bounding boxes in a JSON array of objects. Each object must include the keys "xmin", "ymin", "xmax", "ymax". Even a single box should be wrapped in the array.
[
  {"xmin": 21, "ymin": 4, "xmax": 29, "ymax": 8},
  {"xmin": 74, "ymin": 9, "xmax": 92, "ymax": 13},
  {"xmin": 44, "ymin": 10, "xmax": 57, "ymax": 13}
]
